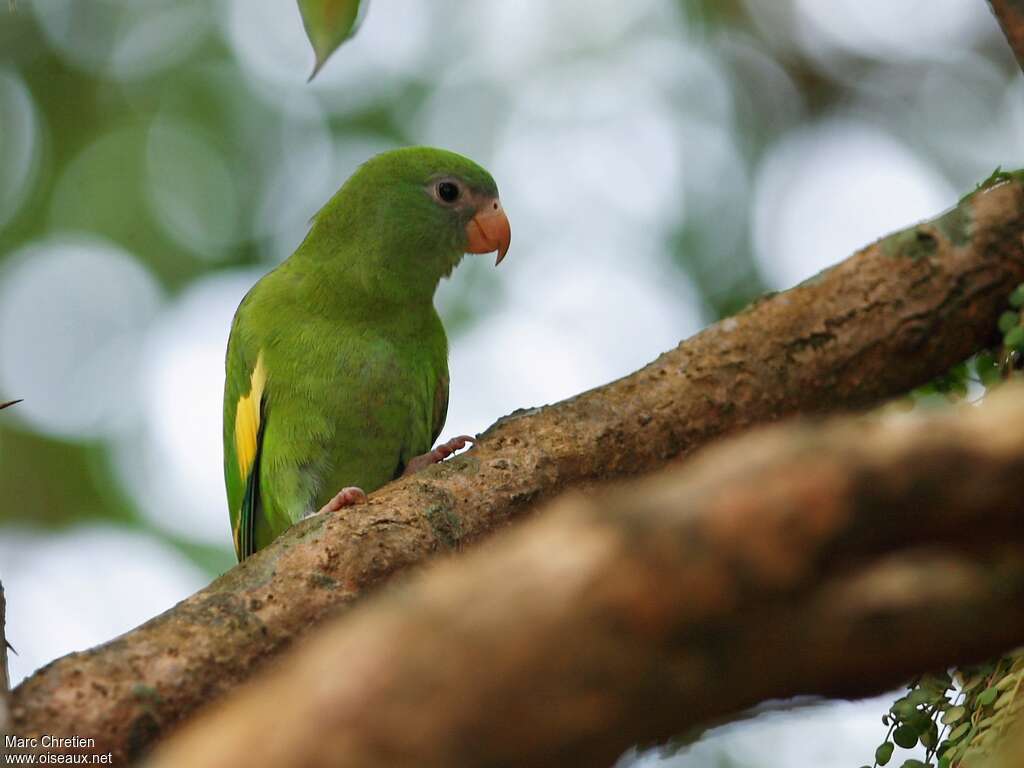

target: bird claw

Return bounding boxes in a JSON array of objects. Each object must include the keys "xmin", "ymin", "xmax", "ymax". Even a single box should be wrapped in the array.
[
  {"xmin": 402, "ymin": 435, "xmax": 476, "ymax": 476},
  {"xmin": 315, "ymin": 486, "xmax": 368, "ymax": 515}
]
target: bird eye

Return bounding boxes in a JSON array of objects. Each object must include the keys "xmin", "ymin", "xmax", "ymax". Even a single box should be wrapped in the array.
[{"xmin": 436, "ymin": 181, "xmax": 460, "ymax": 204}]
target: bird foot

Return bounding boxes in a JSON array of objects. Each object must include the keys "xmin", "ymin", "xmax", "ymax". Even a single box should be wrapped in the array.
[
  {"xmin": 402, "ymin": 435, "xmax": 475, "ymax": 476},
  {"xmin": 316, "ymin": 486, "xmax": 368, "ymax": 515}
]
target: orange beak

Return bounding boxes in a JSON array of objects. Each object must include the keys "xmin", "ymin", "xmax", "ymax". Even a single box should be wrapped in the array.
[{"xmin": 465, "ymin": 200, "xmax": 511, "ymax": 265}]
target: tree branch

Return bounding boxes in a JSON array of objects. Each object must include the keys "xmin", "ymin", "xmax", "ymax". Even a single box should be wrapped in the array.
[
  {"xmin": 144, "ymin": 383, "xmax": 1024, "ymax": 768},
  {"xmin": 990, "ymin": 0, "xmax": 1024, "ymax": 73},
  {"xmin": 11, "ymin": 176, "xmax": 1024, "ymax": 763}
]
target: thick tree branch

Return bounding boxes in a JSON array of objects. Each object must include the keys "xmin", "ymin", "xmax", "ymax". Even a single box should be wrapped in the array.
[
  {"xmin": 145, "ymin": 385, "xmax": 1024, "ymax": 768},
  {"xmin": 11, "ymin": 176, "xmax": 1024, "ymax": 763},
  {"xmin": 990, "ymin": 0, "xmax": 1024, "ymax": 73}
]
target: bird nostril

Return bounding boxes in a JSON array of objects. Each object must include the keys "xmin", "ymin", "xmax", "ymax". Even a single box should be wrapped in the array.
[{"xmin": 493, "ymin": 202, "xmax": 498, "ymax": 210}]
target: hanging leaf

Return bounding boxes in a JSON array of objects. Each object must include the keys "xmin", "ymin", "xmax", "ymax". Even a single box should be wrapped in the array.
[
  {"xmin": 297, "ymin": 0, "xmax": 366, "ymax": 80},
  {"xmin": 941, "ymin": 706, "xmax": 966, "ymax": 725},
  {"xmin": 892, "ymin": 725, "xmax": 919, "ymax": 749},
  {"xmin": 948, "ymin": 722, "xmax": 971, "ymax": 742},
  {"xmin": 875, "ymin": 741, "xmax": 895, "ymax": 765}
]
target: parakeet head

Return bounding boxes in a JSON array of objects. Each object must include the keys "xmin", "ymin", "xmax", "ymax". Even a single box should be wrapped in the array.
[{"xmin": 304, "ymin": 146, "xmax": 511, "ymax": 302}]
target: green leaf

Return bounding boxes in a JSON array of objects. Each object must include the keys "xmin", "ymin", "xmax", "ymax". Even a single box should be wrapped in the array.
[
  {"xmin": 297, "ymin": 0, "xmax": 365, "ymax": 79},
  {"xmin": 893, "ymin": 724, "xmax": 919, "ymax": 749},
  {"xmin": 976, "ymin": 718, "xmax": 1000, "ymax": 744},
  {"xmin": 995, "ymin": 671, "xmax": 1020, "ymax": 691},
  {"xmin": 999, "ymin": 311, "xmax": 1020, "ymax": 335},
  {"xmin": 899, "ymin": 760, "xmax": 927, "ymax": 768},
  {"xmin": 1006, "ymin": 325, "xmax": 1024, "ymax": 351},
  {"xmin": 919, "ymin": 672, "xmax": 952, "ymax": 694},
  {"xmin": 892, "ymin": 696, "xmax": 918, "ymax": 719},
  {"xmin": 977, "ymin": 686, "xmax": 999, "ymax": 707},
  {"xmin": 963, "ymin": 673, "xmax": 987, "ymax": 692},
  {"xmin": 948, "ymin": 722, "xmax": 971, "ymax": 742},
  {"xmin": 940, "ymin": 706, "xmax": 965, "ymax": 725},
  {"xmin": 904, "ymin": 709, "xmax": 931, "ymax": 735},
  {"xmin": 920, "ymin": 722, "xmax": 939, "ymax": 749},
  {"xmin": 876, "ymin": 741, "xmax": 895, "ymax": 766},
  {"xmin": 906, "ymin": 688, "xmax": 937, "ymax": 707},
  {"xmin": 1010, "ymin": 283, "xmax": 1024, "ymax": 308},
  {"xmin": 976, "ymin": 352, "xmax": 1001, "ymax": 388},
  {"xmin": 995, "ymin": 688, "xmax": 1017, "ymax": 710}
]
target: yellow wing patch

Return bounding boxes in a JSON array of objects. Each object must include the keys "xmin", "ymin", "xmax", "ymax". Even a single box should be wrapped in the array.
[{"xmin": 234, "ymin": 351, "xmax": 267, "ymax": 481}]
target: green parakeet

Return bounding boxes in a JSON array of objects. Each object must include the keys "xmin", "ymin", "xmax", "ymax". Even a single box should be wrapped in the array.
[{"xmin": 223, "ymin": 147, "xmax": 511, "ymax": 561}]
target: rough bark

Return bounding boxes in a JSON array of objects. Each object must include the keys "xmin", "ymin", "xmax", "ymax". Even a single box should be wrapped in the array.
[
  {"xmin": 144, "ymin": 384, "xmax": 1024, "ymax": 768},
  {"xmin": 990, "ymin": 0, "xmax": 1024, "ymax": 73},
  {"xmin": 11, "ymin": 176, "xmax": 1024, "ymax": 763}
]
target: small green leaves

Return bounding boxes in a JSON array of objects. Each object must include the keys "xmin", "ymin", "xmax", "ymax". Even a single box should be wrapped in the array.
[
  {"xmin": 891, "ymin": 696, "xmax": 918, "ymax": 720},
  {"xmin": 995, "ymin": 670, "xmax": 1020, "ymax": 691},
  {"xmin": 976, "ymin": 686, "xmax": 998, "ymax": 707},
  {"xmin": 994, "ymin": 689, "xmax": 1016, "ymax": 710},
  {"xmin": 982, "ymin": 165, "xmax": 1014, "ymax": 190},
  {"xmin": 998, "ymin": 310, "xmax": 1019, "ymax": 335},
  {"xmin": 875, "ymin": 741, "xmax": 895, "ymax": 765},
  {"xmin": 962, "ymin": 673, "xmax": 986, "ymax": 692},
  {"xmin": 1004, "ymin": 325, "xmax": 1024, "ymax": 351},
  {"xmin": 919, "ymin": 672, "xmax": 951, "ymax": 692},
  {"xmin": 1010, "ymin": 283, "xmax": 1024, "ymax": 308},
  {"xmin": 892, "ymin": 725, "xmax": 918, "ymax": 749},
  {"xmin": 940, "ymin": 706, "xmax": 965, "ymax": 725},
  {"xmin": 919, "ymin": 722, "xmax": 938, "ymax": 750},
  {"xmin": 297, "ymin": 0, "xmax": 365, "ymax": 80},
  {"xmin": 975, "ymin": 352, "xmax": 1001, "ymax": 388},
  {"xmin": 948, "ymin": 722, "xmax": 970, "ymax": 741},
  {"xmin": 870, "ymin": 674, "xmax": 963, "ymax": 768}
]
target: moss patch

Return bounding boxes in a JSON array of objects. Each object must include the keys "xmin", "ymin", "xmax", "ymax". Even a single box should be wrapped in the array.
[
  {"xmin": 882, "ymin": 228, "xmax": 939, "ymax": 260},
  {"xmin": 430, "ymin": 455, "xmax": 480, "ymax": 478},
  {"xmin": 936, "ymin": 206, "xmax": 972, "ymax": 247},
  {"xmin": 306, "ymin": 572, "xmax": 339, "ymax": 590},
  {"xmin": 131, "ymin": 683, "xmax": 164, "ymax": 705},
  {"xmin": 425, "ymin": 504, "xmax": 463, "ymax": 550},
  {"xmin": 957, "ymin": 166, "xmax": 1024, "ymax": 205}
]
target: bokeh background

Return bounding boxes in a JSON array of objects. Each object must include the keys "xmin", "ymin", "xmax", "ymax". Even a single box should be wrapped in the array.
[{"xmin": 1, "ymin": 1, "xmax": 1021, "ymax": 765}]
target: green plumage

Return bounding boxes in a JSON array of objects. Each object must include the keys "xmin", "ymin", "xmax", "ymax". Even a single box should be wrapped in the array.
[{"xmin": 223, "ymin": 147, "xmax": 500, "ymax": 560}]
